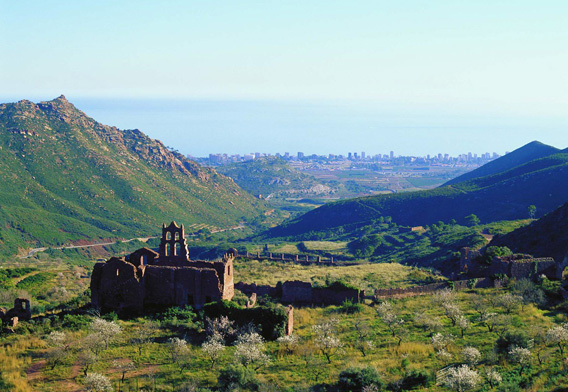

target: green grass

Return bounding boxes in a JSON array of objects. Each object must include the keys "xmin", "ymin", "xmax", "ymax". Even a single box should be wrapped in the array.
[
  {"xmin": 5, "ymin": 283, "xmax": 568, "ymax": 391},
  {"xmin": 234, "ymin": 259, "xmax": 442, "ymax": 292}
]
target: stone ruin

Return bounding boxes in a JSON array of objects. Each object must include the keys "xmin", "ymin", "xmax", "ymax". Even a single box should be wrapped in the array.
[
  {"xmin": 90, "ymin": 221, "xmax": 235, "ymax": 314},
  {"xmin": 459, "ymin": 247, "xmax": 567, "ymax": 280},
  {"xmin": 0, "ymin": 298, "xmax": 31, "ymax": 328}
]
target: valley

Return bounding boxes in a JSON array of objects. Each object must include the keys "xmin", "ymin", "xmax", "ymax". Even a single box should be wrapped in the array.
[{"xmin": 0, "ymin": 98, "xmax": 567, "ymax": 392}]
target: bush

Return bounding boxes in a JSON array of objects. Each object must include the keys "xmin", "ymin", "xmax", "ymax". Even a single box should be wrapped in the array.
[
  {"xmin": 336, "ymin": 300, "xmax": 364, "ymax": 314},
  {"xmin": 62, "ymin": 314, "xmax": 91, "ymax": 331},
  {"xmin": 325, "ymin": 280, "xmax": 359, "ymax": 292},
  {"xmin": 217, "ymin": 365, "xmax": 257, "ymax": 390},
  {"xmin": 392, "ymin": 369, "xmax": 433, "ymax": 390},
  {"xmin": 338, "ymin": 367, "xmax": 384, "ymax": 391},
  {"xmin": 204, "ymin": 300, "xmax": 288, "ymax": 340},
  {"xmin": 496, "ymin": 331, "xmax": 532, "ymax": 355}
]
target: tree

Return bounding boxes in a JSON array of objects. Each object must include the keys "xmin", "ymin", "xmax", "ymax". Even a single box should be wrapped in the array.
[
  {"xmin": 112, "ymin": 359, "xmax": 135, "ymax": 384},
  {"xmin": 84, "ymin": 373, "xmax": 113, "ymax": 392},
  {"xmin": 45, "ymin": 331, "xmax": 69, "ymax": 370},
  {"xmin": 528, "ymin": 205, "xmax": 537, "ymax": 219},
  {"xmin": 465, "ymin": 214, "xmax": 480, "ymax": 227},
  {"xmin": 414, "ymin": 313, "xmax": 442, "ymax": 333},
  {"xmin": 205, "ymin": 316, "xmax": 235, "ymax": 343},
  {"xmin": 513, "ymin": 279, "xmax": 546, "ymax": 307},
  {"xmin": 440, "ymin": 365, "xmax": 481, "ymax": 392},
  {"xmin": 202, "ymin": 332, "xmax": 226, "ymax": 369},
  {"xmin": 79, "ymin": 350, "xmax": 98, "ymax": 376},
  {"xmin": 498, "ymin": 293, "xmax": 523, "ymax": 314},
  {"xmin": 376, "ymin": 301, "xmax": 405, "ymax": 345},
  {"xmin": 233, "ymin": 331, "xmax": 270, "ymax": 370},
  {"xmin": 431, "ymin": 333, "xmax": 455, "ymax": 366},
  {"xmin": 312, "ymin": 318, "xmax": 343, "ymax": 364},
  {"xmin": 461, "ymin": 346, "xmax": 480, "ymax": 365},
  {"xmin": 131, "ymin": 320, "xmax": 157, "ymax": 357},
  {"xmin": 485, "ymin": 369, "xmax": 502, "ymax": 388},
  {"xmin": 276, "ymin": 334, "xmax": 299, "ymax": 356},
  {"xmin": 545, "ymin": 323, "xmax": 568, "ymax": 356},
  {"xmin": 456, "ymin": 315, "xmax": 470, "ymax": 338},
  {"xmin": 353, "ymin": 319, "xmax": 374, "ymax": 357},
  {"xmin": 168, "ymin": 337, "xmax": 191, "ymax": 373},
  {"xmin": 508, "ymin": 346, "xmax": 532, "ymax": 375},
  {"xmin": 90, "ymin": 318, "xmax": 121, "ymax": 350}
]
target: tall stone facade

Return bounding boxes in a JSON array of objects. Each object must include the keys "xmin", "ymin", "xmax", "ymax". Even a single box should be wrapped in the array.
[{"xmin": 91, "ymin": 222, "xmax": 235, "ymax": 314}]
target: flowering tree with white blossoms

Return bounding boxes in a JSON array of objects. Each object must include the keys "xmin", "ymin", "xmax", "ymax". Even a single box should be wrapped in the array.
[
  {"xmin": 45, "ymin": 331, "xmax": 69, "ymax": 369},
  {"xmin": 485, "ymin": 368, "xmax": 502, "ymax": 388},
  {"xmin": 545, "ymin": 323, "xmax": 568, "ymax": 356},
  {"xmin": 202, "ymin": 332, "xmax": 226, "ymax": 369},
  {"xmin": 441, "ymin": 365, "xmax": 481, "ymax": 392},
  {"xmin": 90, "ymin": 318, "xmax": 122, "ymax": 350},
  {"xmin": 168, "ymin": 337, "xmax": 191, "ymax": 373},
  {"xmin": 84, "ymin": 372, "xmax": 113, "ymax": 392},
  {"xmin": 312, "ymin": 318, "xmax": 343, "ymax": 364},
  {"xmin": 432, "ymin": 333, "xmax": 455, "ymax": 366},
  {"xmin": 277, "ymin": 333, "xmax": 300, "ymax": 355},
  {"xmin": 508, "ymin": 346, "xmax": 532, "ymax": 375},
  {"xmin": 461, "ymin": 346, "xmax": 480, "ymax": 366},
  {"xmin": 376, "ymin": 301, "xmax": 405, "ymax": 345},
  {"xmin": 234, "ymin": 331, "xmax": 270, "ymax": 370}
]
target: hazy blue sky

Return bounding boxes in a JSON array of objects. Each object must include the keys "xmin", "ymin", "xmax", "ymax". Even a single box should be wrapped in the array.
[{"xmin": 1, "ymin": 1, "xmax": 567, "ymax": 155}]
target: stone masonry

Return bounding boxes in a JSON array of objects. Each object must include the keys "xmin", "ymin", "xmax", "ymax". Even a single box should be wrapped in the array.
[{"xmin": 91, "ymin": 222, "xmax": 235, "ymax": 314}]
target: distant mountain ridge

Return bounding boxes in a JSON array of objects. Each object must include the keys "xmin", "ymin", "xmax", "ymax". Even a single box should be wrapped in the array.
[
  {"xmin": 268, "ymin": 141, "xmax": 568, "ymax": 239},
  {"xmin": 0, "ymin": 96, "xmax": 263, "ymax": 256},
  {"xmin": 444, "ymin": 141, "xmax": 560, "ymax": 185}
]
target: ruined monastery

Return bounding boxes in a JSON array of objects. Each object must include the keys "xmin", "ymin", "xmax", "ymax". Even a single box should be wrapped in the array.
[{"xmin": 91, "ymin": 222, "xmax": 235, "ymax": 314}]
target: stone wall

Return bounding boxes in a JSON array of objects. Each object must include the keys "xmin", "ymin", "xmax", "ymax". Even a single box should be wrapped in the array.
[
  {"xmin": 459, "ymin": 246, "xmax": 562, "ymax": 280},
  {"xmin": 236, "ymin": 280, "xmax": 361, "ymax": 306}
]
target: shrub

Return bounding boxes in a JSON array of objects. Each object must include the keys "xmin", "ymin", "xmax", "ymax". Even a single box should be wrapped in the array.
[
  {"xmin": 217, "ymin": 364, "xmax": 257, "ymax": 390},
  {"xmin": 394, "ymin": 369, "xmax": 433, "ymax": 390},
  {"xmin": 338, "ymin": 367, "xmax": 384, "ymax": 391},
  {"xmin": 336, "ymin": 300, "xmax": 364, "ymax": 314},
  {"xmin": 496, "ymin": 331, "xmax": 532, "ymax": 355},
  {"xmin": 62, "ymin": 314, "xmax": 91, "ymax": 331},
  {"xmin": 204, "ymin": 300, "xmax": 288, "ymax": 340}
]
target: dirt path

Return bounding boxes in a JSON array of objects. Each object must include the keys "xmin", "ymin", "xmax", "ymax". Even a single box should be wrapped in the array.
[{"xmin": 18, "ymin": 236, "xmax": 158, "ymax": 259}]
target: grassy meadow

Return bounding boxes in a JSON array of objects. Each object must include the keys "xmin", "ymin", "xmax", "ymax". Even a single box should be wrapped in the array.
[{"xmin": 1, "ymin": 282, "xmax": 568, "ymax": 391}]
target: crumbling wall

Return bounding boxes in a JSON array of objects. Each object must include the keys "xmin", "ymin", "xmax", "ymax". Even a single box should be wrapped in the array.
[{"xmin": 281, "ymin": 281, "xmax": 313, "ymax": 304}]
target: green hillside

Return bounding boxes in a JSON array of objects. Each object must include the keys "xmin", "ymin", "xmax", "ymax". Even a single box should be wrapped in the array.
[
  {"xmin": 444, "ymin": 140, "xmax": 560, "ymax": 185},
  {"xmin": 490, "ymin": 201, "xmax": 568, "ymax": 262},
  {"xmin": 0, "ymin": 96, "xmax": 264, "ymax": 257},
  {"xmin": 267, "ymin": 142, "xmax": 568, "ymax": 239},
  {"xmin": 216, "ymin": 157, "xmax": 337, "ymax": 197}
]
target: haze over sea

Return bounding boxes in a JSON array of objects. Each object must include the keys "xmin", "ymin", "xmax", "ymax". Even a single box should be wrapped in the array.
[{"xmin": 15, "ymin": 97, "xmax": 560, "ymax": 158}]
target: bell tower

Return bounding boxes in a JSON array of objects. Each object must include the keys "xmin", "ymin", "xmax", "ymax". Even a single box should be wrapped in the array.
[{"xmin": 159, "ymin": 221, "xmax": 190, "ymax": 265}]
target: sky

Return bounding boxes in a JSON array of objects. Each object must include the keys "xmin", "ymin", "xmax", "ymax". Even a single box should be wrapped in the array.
[{"xmin": 1, "ymin": 1, "xmax": 567, "ymax": 156}]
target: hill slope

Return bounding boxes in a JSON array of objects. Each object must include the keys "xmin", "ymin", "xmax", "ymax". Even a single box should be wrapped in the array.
[
  {"xmin": 267, "ymin": 142, "xmax": 568, "ymax": 239},
  {"xmin": 216, "ymin": 157, "xmax": 335, "ymax": 197},
  {"xmin": 0, "ymin": 96, "xmax": 263, "ymax": 256},
  {"xmin": 489, "ymin": 202, "xmax": 568, "ymax": 262},
  {"xmin": 444, "ymin": 141, "xmax": 560, "ymax": 185}
]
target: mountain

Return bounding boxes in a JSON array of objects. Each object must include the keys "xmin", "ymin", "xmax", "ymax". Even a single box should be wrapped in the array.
[
  {"xmin": 215, "ymin": 157, "xmax": 336, "ymax": 198},
  {"xmin": 444, "ymin": 141, "xmax": 559, "ymax": 185},
  {"xmin": 489, "ymin": 202, "xmax": 568, "ymax": 263},
  {"xmin": 267, "ymin": 141, "xmax": 568, "ymax": 239},
  {"xmin": 0, "ymin": 96, "xmax": 264, "ymax": 256}
]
